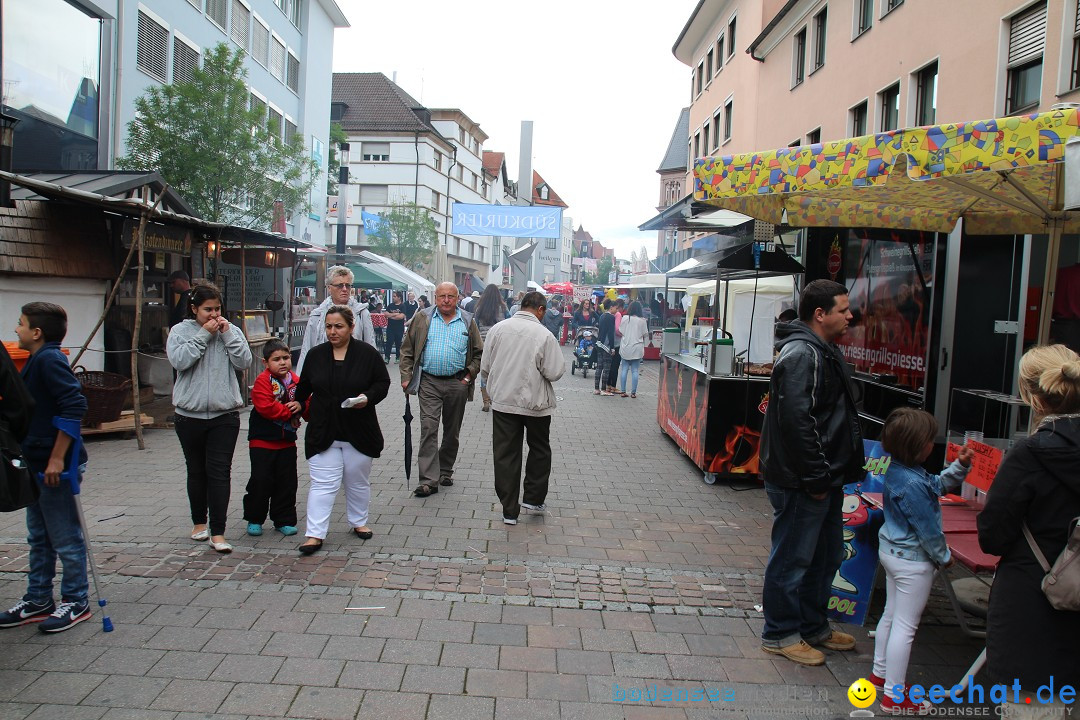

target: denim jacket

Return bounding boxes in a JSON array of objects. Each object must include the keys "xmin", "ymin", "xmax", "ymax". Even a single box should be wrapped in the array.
[{"xmin": 878, "ymin": 459, "xmax": 969, "ymax": 566}]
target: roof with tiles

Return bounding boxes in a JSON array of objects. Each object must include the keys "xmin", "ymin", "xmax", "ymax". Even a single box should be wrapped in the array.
[
  {"xmin": 331, "ymin": 72, "xmax": 436, "ymax": 134},
  {"xmin": 532, "ymin": 170, "xmax": 567, "ymax": 208}
]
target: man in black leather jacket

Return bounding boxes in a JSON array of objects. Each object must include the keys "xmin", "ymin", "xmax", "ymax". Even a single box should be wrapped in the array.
[{"xmin": 759, "ymin": 279, "xmax": 864, "ymax": 667}]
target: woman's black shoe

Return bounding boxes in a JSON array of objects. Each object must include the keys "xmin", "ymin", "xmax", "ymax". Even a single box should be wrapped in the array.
[
  {"xmin": 353, "ymin": 528, "xmax": 373, "ymax": 540},
  {"xmin": 298, "ymin": 539, "xmax": 323, "ymax": 555}
]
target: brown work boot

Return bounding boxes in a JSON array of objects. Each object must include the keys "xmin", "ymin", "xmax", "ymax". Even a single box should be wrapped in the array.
[
  {"xmin": 814, "ymin": 629, "xmax": 856, "ymax": 651},
  {"xmin": 761, "ymin": 640, "xmax": 825, "ymax": 666}
]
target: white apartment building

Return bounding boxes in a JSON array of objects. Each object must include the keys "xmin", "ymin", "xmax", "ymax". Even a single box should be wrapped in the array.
[
  {"xmin": 4, "ymin": 0, "xmax": 348, "ymax": 246},
  {"xmin": 329, "ymin": 73, "xmax": 495, "ymax": 287}
]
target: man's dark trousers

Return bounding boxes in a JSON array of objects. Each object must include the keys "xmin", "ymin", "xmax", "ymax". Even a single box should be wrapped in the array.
[
  {"xmin": 385, "ymin": 327, "xmax": 404, "ymax": 361},
  {"xmin": 492, "ymin": 410, "xmax": 552, "ymax": 520}
]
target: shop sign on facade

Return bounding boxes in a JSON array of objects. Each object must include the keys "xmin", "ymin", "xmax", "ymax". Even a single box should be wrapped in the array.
[{"xmin": 122, "ymin": 220, "xmax": 192, "ymax": 255}]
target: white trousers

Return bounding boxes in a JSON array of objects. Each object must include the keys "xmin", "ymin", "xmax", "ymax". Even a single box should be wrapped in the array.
[
  {"xmin": 872, "ymin": 552, "xmax": 936, "ymax": 701},
  {"xmin": 304, "ymin": 441, "xmax": 373, "ymax": 539}
]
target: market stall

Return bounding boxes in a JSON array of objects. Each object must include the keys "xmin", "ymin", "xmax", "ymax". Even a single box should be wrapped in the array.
[{"xmin": 657, "ymin": 242, "xmax": 804, "ymax": 485}]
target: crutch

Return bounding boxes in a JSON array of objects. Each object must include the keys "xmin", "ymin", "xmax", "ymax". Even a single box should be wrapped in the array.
[{"xmin": 44, "ymin": 417, "xmax": 113, "ymax": 632}]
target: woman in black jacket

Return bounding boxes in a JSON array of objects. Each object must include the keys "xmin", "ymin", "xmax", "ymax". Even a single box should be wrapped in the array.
[
  {"xmin": 977, "ymin": 344, "xmax": 1080, "ymax": 710},
  {"xmin": 295, "ymin": 306, "xmax": 390, "ymax": 554}
]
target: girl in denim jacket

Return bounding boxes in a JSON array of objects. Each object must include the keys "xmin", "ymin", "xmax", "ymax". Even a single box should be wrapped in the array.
[{"xmin": 871, "ymin": 408, "xmax": 972, "ymax": 716}]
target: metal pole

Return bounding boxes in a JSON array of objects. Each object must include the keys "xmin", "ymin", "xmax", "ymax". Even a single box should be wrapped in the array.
[
  {"xmin": 131, "ymin": 210, "xmax": 146, "ymax": 450},
  {"xmin": 1038, "ymin": 164, "xmax": 1066, "ymax": 345},
  {"xmin": 336, "ymin": 143, "xmax": 349, "ymax": 255}
]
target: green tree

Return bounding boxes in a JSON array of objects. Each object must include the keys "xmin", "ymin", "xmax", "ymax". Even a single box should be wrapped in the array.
[
  {"xmin": 366, "ymin": 201, "xmax": 438, "ymax": 268},
  {"xmin": 582, "ymin": 255, "xmax": 614, "ymax": 285},
  {"xmin": 119, "ymin": 43, "xmax": 316, "ymax": 228},
  {"xmin": 326, "ymin": 122, "xmax": 347, "ymax": 196}
]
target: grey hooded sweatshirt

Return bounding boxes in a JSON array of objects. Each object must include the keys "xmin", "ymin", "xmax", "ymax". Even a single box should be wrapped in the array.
[{"xmin": 166, "ymin": 320, "xmax": 252, "ymax": 419}]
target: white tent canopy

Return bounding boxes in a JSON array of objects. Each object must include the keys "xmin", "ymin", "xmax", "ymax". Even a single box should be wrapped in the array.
[
  {"xmin": 358, "ymin": 250, "xmax": 435, "ymax": 294},
  {"xmin": 685, "ymin": 276, "xmax": 797, "ymax": 363}
]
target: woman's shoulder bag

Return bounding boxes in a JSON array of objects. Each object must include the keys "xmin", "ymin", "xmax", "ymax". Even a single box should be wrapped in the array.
[{"xmin": 1023, "ymin": 519, "xmax": 1080, "ymax": 611}]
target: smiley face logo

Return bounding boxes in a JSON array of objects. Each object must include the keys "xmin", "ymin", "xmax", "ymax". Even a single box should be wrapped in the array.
[{"xmin": 847, "ymin": 678, "xmax": 876, "ymax": 708}]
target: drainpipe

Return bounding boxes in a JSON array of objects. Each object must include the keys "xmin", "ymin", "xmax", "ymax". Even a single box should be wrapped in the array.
[
  {"xmin": 112, "ymin": 1, "xmax": 126, "ymax": 164},
  {"xmin": 444, "ymin": 145, "xmax": 457, "ymax": 280},
  {"xmin": 413, "ymin": 131, "xmax": 420, "ymax": 204}
]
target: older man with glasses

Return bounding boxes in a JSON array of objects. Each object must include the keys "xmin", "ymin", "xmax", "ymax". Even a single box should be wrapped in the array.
[
  {"xmin": 400, "ymin": 282, "xmax": 484, "ymax": 497},
  {"xmin": 296, "ymin": 265, "xmax": 376, "ymax": 374}
]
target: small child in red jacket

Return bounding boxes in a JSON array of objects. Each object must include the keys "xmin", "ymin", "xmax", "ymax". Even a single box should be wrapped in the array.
[{"xmin": 244, "ymin": 339, "xmax": 303, "ymax": 537}]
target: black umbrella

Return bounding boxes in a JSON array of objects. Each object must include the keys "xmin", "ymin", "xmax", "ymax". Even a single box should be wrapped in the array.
[{"xmin": 403, "ymin": 395, "xmax": 414, "ymax": 481}]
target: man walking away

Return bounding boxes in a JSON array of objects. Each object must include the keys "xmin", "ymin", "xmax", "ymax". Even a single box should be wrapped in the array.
[
  {"xmin": 759, "ymin": 279, "xmax": 864, "ymax": 666},
  {"xmin": 400, "ymin": 282, "xmax": 483, "ymax": 497},
  {"xmin": 481, "ymin": 292, "xmax": 564, "ymax": 525}
]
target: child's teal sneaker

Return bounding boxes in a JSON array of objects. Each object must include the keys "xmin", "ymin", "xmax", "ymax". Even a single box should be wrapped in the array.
[
  {"xmin": 277, "ymin": 525, "xmax": 298, "ymax": 536},
  {"xmin": 247, "ymin": 523, "xmax": 263, "ymax": 537}
]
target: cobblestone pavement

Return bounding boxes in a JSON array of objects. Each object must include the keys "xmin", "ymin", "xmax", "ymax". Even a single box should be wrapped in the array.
[{"xmin": 0, "ymin": 348, "xmax": 988, "ymax": 719}]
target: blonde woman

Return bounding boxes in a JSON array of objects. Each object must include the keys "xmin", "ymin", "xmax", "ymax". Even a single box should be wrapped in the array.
[{"xmin": 977, "ymin": 344, "xmax": 1080, "ymax": 718}]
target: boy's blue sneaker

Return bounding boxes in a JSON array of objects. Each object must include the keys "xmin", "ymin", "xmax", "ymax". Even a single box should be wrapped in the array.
[
  {"xmin": 0, "ymin": 598, "xmax": 55, "ymax": 628},
  {"xmin": 38, "ymin": 599, "xmax": 90, "ymax": 633},
  {"xmin": 276, "ymin": 525, "xmax": 298, "ymax": 536},
  {"xmin": 247, "ymin": 523, "xmax": 263, "ymax": 537}
]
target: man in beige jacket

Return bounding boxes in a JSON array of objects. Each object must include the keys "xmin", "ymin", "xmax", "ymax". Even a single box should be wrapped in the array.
[{"xmin": 480, "ymin": 291, "xmax": 565, "ymax": 525}]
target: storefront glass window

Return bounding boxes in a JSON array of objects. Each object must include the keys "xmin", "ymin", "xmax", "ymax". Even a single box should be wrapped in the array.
[{"xmin": 3, "ymin": 0, "xmax": 101, "ymax": 169}]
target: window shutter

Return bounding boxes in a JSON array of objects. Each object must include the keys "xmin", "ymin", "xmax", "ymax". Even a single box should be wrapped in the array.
[
  {"xmin": 1009, "ymin": 2, "xmax": 1047, "ymax": 66},
  {"xmin": 136, "ymin": 11, "xmax": 169, "ymax": 82},
  {"xmin": 172, "ymin": 38, "xmax": 200, "ymax": 84},
  {"xmin": 284, "ymin": 119, "xmax": 297, "ymax": 145},
  {"xmin": 206, "ymin": 0, "xmax": 227, "ymax": 28},
  {"xmin": 270, "ymin": 37, "xmax": 286, "ymax": 80},
  {"xmin": 267, "ymin": 107, "xmax": 283, "ymax": 144},
  {"xmin": 250, "ymin": 93, "xmax": 267, "ymax": 135},
  {"xmin": 287, "ymin": 52, "xmax": 300, "ymax": 92},
  {"xmin": 1075, "ymin": 0, "xmax": 1080, "ymax": 35},
  {"xmin": 231, "ymin": 0, "xmax": 250, "ymax": 48},
  {"xmin": 252, "ymin": 20, "xmax": 269, "ymax": 66}
]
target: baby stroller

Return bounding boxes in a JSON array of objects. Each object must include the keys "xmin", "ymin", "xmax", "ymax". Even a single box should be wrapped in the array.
[{"xmin": 571, "ymin": 326, "xmax": 598, "ymax": 378}]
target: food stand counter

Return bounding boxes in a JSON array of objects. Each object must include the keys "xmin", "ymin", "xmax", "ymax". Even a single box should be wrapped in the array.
[{"xmin": 658, "ymin": 242, "xmax": 804, "ymax": 484}]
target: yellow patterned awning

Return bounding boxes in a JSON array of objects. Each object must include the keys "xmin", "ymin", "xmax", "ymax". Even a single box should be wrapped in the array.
[{"xmin": 694, "ymin": 109, "xmax": 1080, "ymax": 235}]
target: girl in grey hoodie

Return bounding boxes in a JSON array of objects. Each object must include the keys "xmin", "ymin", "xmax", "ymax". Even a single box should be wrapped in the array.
[{"xmin": 167, "ymin": 283, "xmax": 252, "ymax": 553}]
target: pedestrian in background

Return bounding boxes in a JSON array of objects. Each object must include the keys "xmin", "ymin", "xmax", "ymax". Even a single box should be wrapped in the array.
[
  {"xmin": 473, "ymin": 284, "xmax": 509, "ymax": 412},
  {"xmin": 978, "ymin": 344, "xmax": 1080, "ymax": 717},
  {"xmin": 167, "ymin": 270, "xmax": 192, "ymax": 327},
  {"xmin": 759, "ymin": 279, "xmax": 863, "ymax": 666},
  {"xmin": 542, "ymin": 299, "xmax": 563, "ymax": 338},
  {"xmin": 609, "ymin": 298, "xmax": 625, "ymax": 394},
  {"xmin": 296, "ymin": 265, "xmax": 375, "ymax": 374},
  {"xmin": 481, "ymin": 291, "xmax": 564, "ymax": 525},
  {"xmin": 617, "ymin": 301, "xmax": 650, "ymax": 398},
  {"xmin": 243, "ymin": 339, "xmax": 303, "ymax": 539},
  {"xmin": 872, "ymin": 408, "xmax": 971, "ymax": 715},
  {"xmin": 400, "ymin": 282, "xmax": 483, "ymax": 497},
  {"xmin": 0, "ymin": 303, "xmax": 91, "ymax": 633},
  {"xmin": 167, "ymin": 283, "xmax": 252, "ymax": 554},
  {"xmin": 594, "ymin": 299, "xmax": 616, "ymax": 396},
  {"xmin": 384, "ymin": 290, "xmax": 407, "ymax": 363},
  {"xmin": 295, "ymin": 306, "xmax": 390, "ymax": 554},
  {"xmin": 370, "ymin": 298, "xmax": 387, "ymax": 356}
]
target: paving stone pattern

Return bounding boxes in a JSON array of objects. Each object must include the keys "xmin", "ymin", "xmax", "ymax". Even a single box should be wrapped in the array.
[{"xmin": 0, "ymin": 350, "xmax": 988, "ymax": 718}]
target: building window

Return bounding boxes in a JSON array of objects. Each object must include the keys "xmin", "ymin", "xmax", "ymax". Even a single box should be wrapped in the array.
[
  {"xmin": 694, "ymin": 131, "xmax": 701, "ymax": 160},
  {"xmin": 713, "ymin": 109, "xmax": 722, "ymax": 150},
  {"xmin": 856, "ymin": 0, "xmax": 873, "ymax": 35},
  {"xmin": 788, "ymin": 139, "xmax": 801, "ymax": 148},
  {"xmin": 359, "ymin": 185, "xmax": 389, "ymax": 205},
  {"xmin": 231, "ymin": 0, "xmax": 250, "ymax": 49},
  {"xmin": 728, "ymin": 16, "xmax": 736, "ymax": 58},
  {"xmin": 432, "ymin": 190, "xmax": 441, "ymax": 212},
  {"xmin": 724, "ymin": 98, "xmax": 733, "ymax": 140},
  {"xmin": 915, "ymin": 62, "xmax": 937, "ymax": 126},
  {"xmin": 137, "ymin": 10, "xmax": 169, "ymax": 82},
  {"xmin": 851, "ymin": 101, "xmax": 868, "ymax": 135},
  {"xmin": 696, "ymin": 61, "xmax": 704, "ymax": 95},
  {"xmin": 706, "ymin": 49, "xmax": 714, "ymax": 78},
  {"xmin": 1006, "ymin": 2, "xmax": 1046, "ymax": 114},
  {"xmin": 187, "ymin": 0, "xmax": 200, "ymax": 7},
  {"xmin": 716, "ymin": 34, "xmax": 725, "ymax": 71},
  {"xmin": 362, "ymin": 142, "xmax": 389, "ymax": 162},
  {"xmin": 284, "ymin": 118, "xmax": 297, "ymax": 145},
  {"xmin": 270, "ymin": 36, "xmax": 286, "ymax": 81},
  {"xmin": 286, "ymin": 52, "xmax": 300, "ymax": 92},
  {"xmin": 703, "ymin": 124, "xmax": 710, "ymax": 155},
  {"xmin": 330, "ymin": 102, "xmax": 346, "ymax": 122},
  {"xmin": 252, "ymin": 19, "xmax": 270, "ymax": 67},
  {"xmin": 879, "ymin": 83, "xmax": 900, "ymax": 131},
  {"xmin": 274, "ymin": 0, "xmax": 286, "ymax": 12},
  {"xmin": 807, "ymin": 128, "xmax": 821, "ymax": 145},
  {"xmin": 546, "ymin": 237, "xmax": 558, "ymax": 249},
  {"xmin": 250, "ymin": 93, "xmax": 267, "ymax": 134},
  {"xmin": 539, "ymin": 185, "xmax": 549, "ymax": 201},
  {"xmin": 885, "ymin": 0, "xmax": 903, "ymax": 11},
  {"xmin": 172, "ymin": 36, "xmax": 200, "ymax": 84},
  {"xmin": 434, "ymin": 152, "xmax": 442, "ymax": 172},
  {"xmin": 793, "ymin": 27, "xmax": 807, "ymax": 86},
  {"xmin": 813, "ymin": 8, "xmax": 827, "ymax": 70},
  {"xmin": 206, "ymin": 0, "xmax": 228, "ymax": 30},
  {"xmin": 267, "ymin": 107, "xmax": 283, "ymax": 144},
  {"xmin": 1072, "ymin": 0, "xmax": 1080, "ymax": 91},
  {"xmin": 290, "ymin": 0, "xmax": 302, "ymax": 27}
]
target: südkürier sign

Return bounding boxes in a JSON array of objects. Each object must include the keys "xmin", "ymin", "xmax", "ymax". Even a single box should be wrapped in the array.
[{"xmin": 452, "ymin": 203, "xmax": 562, "ymax": 239}]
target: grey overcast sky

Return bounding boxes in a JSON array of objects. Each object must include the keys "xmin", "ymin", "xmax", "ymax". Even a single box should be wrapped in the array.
[{"xmin": 331, "ymin": 0, "xmax": 697, "ymax": 259}]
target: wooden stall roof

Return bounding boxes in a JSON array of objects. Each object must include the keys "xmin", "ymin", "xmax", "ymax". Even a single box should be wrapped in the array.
[{"xmin": 0, "ymin": 199, "xmax": 115, "ymax": 279}]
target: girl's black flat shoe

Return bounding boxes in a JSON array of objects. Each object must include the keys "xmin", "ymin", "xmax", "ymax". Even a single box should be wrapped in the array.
[
  {"xmin": 298, "ymin": 539, "xmax": 323, "ymax": 555},
  {"xmin": 353, "ymin": 528, "xmax": 373, "ymax": 540}
]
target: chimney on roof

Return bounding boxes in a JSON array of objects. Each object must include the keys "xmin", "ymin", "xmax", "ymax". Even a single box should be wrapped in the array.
[{"xmin": 518, "ymin": 121, "xmax": 533, "ymax": 205}]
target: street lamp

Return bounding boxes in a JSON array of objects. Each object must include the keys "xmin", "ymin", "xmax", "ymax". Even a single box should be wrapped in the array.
[
  {"xmin": 0, "ymin": 112, "xmax": 20, "ymax": 207},
  {"xmin": 336, "ymin": 142, "xmax": 350, "ymax": 255}
]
